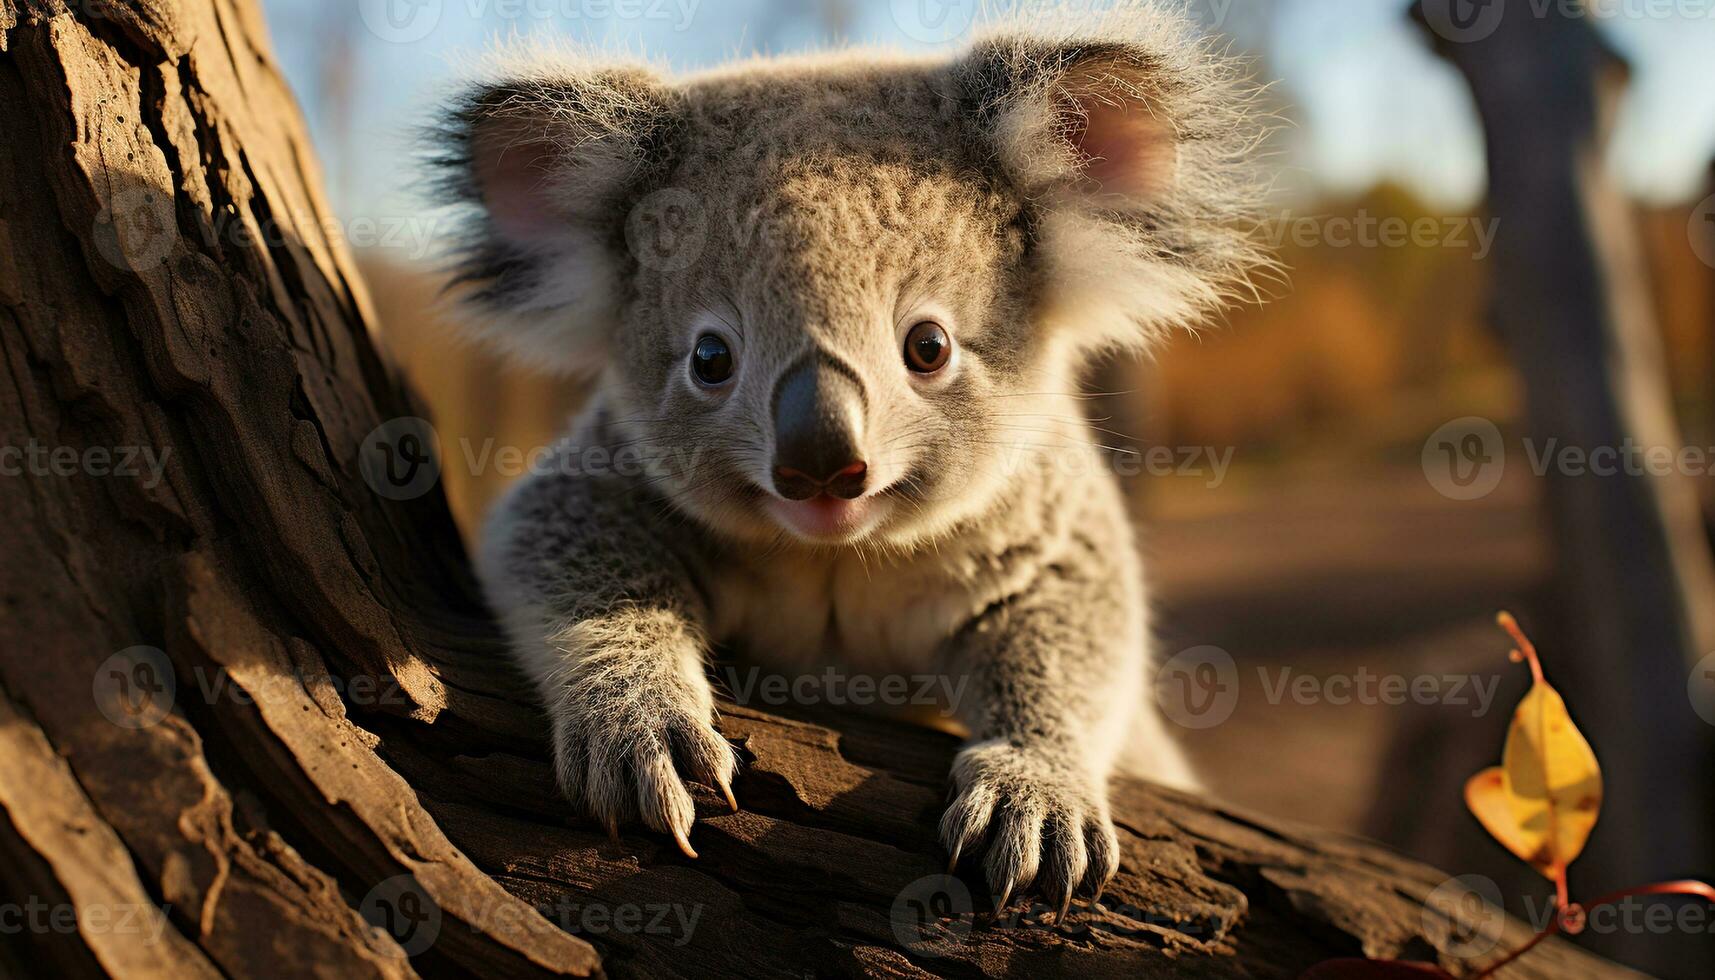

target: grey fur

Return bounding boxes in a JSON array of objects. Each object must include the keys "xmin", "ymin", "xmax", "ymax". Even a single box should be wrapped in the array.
[{"xmin": 439, "ymin": 2, "xmax": 1273, "ymax": 909}]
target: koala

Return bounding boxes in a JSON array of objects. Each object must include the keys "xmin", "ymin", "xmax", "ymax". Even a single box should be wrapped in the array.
[{"xmin": 434, "ymin": 3, "xmax": 1269, "ymax": 918}]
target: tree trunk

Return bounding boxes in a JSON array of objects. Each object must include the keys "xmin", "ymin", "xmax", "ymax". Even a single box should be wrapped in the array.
[
  {"xmin": 0, "ymin": 2, "xmax": 1642, "ymax": 977},
  {"xmin": 1414, "ymin": 5, "xmax": 1715, "ymax": 975}
]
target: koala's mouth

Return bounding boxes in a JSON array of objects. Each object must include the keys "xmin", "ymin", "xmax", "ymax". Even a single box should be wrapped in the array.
[{"xmin": 763, "ymin": 492, "xmax": 889, "ymax": 543}]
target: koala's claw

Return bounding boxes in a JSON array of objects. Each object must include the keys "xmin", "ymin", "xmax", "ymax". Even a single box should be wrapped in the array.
[
  {"xmin": 550, "ymin": 700, "xmax": 737, "ymax": 858},
  {"xmin": 939, "ymin": 741, "xmax": 1120, "ymax": 918},
  {"xmin": 670, "ymin": 826, "xmax": 698, "ymax": 860}
]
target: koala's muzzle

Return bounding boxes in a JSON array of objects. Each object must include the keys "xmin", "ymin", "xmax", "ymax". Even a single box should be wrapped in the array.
[{"xmin": 770, "ymin": 353, "xmax": 868, "ymax": 501}]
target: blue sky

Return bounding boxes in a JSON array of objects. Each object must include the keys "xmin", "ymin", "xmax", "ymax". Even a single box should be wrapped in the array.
[{"xmin": 265, "ymin": 0, "xmax": 1715, "ymax": 229}]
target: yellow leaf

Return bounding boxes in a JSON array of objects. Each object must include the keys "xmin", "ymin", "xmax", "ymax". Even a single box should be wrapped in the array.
[
  {"xmin": 1501, "ymin": 680, "xmax": 1602, "ymax": 877},
  {"xmin": 1465, "ymin": 766, "xmax": 1552, "ymax": 873},
  {"xmin": 1464, "ymin": 613, "xmax": 1603, "ymax": 881}
]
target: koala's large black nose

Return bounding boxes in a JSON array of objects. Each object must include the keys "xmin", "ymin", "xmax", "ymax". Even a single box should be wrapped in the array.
[{"xmin": 771, "ymin": 353, "xmax": 868, "ymax": 501}]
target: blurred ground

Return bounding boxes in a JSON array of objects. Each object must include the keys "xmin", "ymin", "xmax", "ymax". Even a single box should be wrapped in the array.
[{"xmin": 1146, "ymin": 456, "xmax": 1546, "ymax": 849}]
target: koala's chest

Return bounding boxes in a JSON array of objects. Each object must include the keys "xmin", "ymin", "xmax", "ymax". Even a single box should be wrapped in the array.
[{"xmin": 701, "ymin": 553, "xmax": 1003, "ymax": 671}]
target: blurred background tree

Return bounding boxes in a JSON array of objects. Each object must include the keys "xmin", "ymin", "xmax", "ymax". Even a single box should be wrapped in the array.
[{"xmin": 1412, "ymin": 2, "xmax": 1713, "ymax": 973}]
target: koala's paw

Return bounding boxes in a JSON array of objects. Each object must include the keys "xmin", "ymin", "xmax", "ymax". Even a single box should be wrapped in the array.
[
  {"xmin": 939, "ymin": 740, "xmax": 1120, "ymax": 919},
  {"xmin": 548, "ymin": 687, "xmax": 738, "ymax": 858}
]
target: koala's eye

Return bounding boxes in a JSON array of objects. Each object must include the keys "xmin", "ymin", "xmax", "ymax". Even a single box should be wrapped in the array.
[
  {"xmin": 691, "ymin": 334, "xmax": 734, "ymax": 386},
  {"xmin": 904, "ymin": 321, "xmax": 951, "ymax": 374}
]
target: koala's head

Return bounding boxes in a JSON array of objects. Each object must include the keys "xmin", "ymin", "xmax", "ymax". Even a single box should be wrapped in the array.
[{"xmin": 435, "ymin": 6, "xmax": 1269, "ymax": 550}]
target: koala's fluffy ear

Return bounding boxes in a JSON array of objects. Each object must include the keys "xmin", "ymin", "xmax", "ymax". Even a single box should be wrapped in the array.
[
  {"xmin": 434, "ymin": 62, "xmax": 679, "ymax": 374},
  {"xmin": 955, "ymin": 15, "xmax": 1273, "ymax": 354}
]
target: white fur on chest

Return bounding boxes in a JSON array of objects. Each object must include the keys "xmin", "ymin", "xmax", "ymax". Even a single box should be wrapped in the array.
[{"xmin": 703, "ymin": 545, "xmax": 1024, "ymax": 672}]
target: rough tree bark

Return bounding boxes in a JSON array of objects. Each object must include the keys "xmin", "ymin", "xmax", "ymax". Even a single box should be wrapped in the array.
[{"xmin": 0, "ymin": 1, "xmax": 1641, "ymax": 977}]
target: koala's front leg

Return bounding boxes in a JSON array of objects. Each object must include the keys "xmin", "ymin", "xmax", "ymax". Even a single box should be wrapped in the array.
[
  {"xmin": 938, "ymin": 569, "xmax": 1188, "ymax": 918},
  {"xmin": 478, "ymin": 467, "xmax": 735, "ymax": 856}
]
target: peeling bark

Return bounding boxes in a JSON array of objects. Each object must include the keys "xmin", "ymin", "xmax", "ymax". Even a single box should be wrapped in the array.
[{"xmin": 0, "ymin": 2, "xmax": 1643, "ymax": 977}]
